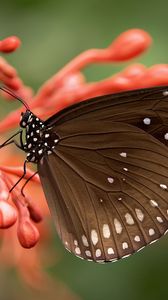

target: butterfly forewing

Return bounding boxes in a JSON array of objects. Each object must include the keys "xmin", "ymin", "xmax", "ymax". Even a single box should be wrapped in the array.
[
  {"xmin": 38, "ymin": 121, "xmax": 168, "ymax": 262},
  {"xmin": 45, "ymin": 86, "xmax": 168, "ymax": 147}
]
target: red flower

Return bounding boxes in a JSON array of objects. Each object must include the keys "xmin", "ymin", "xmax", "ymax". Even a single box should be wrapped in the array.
[
  {"xmin": 0, "ymin": 145, "xmax": 52, "ymax": 288},
  {"xmin": 0, "ymin": 157, "xmax": 41, "ymax": 246},
  {"xmin": 0, "ymin": 29, "xmax": 168, "ymax": 287},
  {"xmin": 0, "ymin": 36, "xmax": 21, "ymax": 53}
]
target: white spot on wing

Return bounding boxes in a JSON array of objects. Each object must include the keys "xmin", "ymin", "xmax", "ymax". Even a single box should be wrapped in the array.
[
  {"xmin": 149, "ymin": 228, "xmax": 155, "ymax": 236},
  {"xmin": 82, "ymin": 235, "xmax": 89, "ymax": 247},
  {"xmin": 122, "ymin": 254, "xmax": 131, "ymax": 259},
  {"xmin": 143, "ymin": 118, "xmax": 151, "ymax": 125},
  {"xmin": 156, "ymin": 216, "xmax": 163, "ymax": 223},
  {"xmin": 163, "ymin": 91, "xmax": 168, "ymax": 96},
  {"xmin": 114, "ymin": 218, "xmax": 122, "ymax": 234},
  {"xmin": 74, "ymin": 240, "xmax": 78, "ymax": 246},
  {"xmin": 164, "ymin": 133, "xmax": 168, "ymax": 140},
  {"xmin": 137, "ymin": 246, "xmax": 145, "ymax": 252},
  {"xmin": 96, "ymin": 260, "xmax": 105, "ymax": 263},
  {"xmin": 107, "ymin": 247, "xmax": 114, "ymax": 255},
  {"xmin": 85, "ymin": 250, "xmax": 91, "ymax": 257},
  {"xmin": 125, "ymin": 213, "xmax": 134, "ymax": 225},
  {"xmin": 103, "ymin": 224, "xmax": 111, "ymax": 238},
  {"xmin": 109, "ymin": 258, "xmax": 118, "ymax": 263},
  {"xmin": 107, "ymin": 177, "xmax": 114, "ymax": 183},
  {"xmin": 150, "ymin": 239, "xmax": 158, "ymax": 245},
  {"xmin": 120, "ymin": 152, "xmax": 127, "ymax": 158},
  {"xmin": 150, "ymin": 199, "xmax": 158, "ymax": 207},
  {"xmin": 91, "ymin": 229, "xmax": 98, "ymax": 245},
  {"xmin": 95, "ymin": 249, "xmax": 101, "ymax": 257},
  {"xmin": 164, "ymin": 229, "xmax": 168, "ymax": 235},
  {"xmin": 160, "ymin": 184, "xmax": 167, "ymax": 190},
  {"xmin": 135, "ymin": 208, "xmax": 144, "ymax": 222},
  {"xmin": 122, "ymin": 242, "xmax": 128, "ymax": 249},
  {"xmin": 134, "ymin": 235, "xmax": 141, "ymax": 242},
  {"xmin": 75, "ymin": 247, "xmax": 81, "ymax": 255}
]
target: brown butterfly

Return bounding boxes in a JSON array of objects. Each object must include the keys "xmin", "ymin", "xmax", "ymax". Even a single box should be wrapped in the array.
[{"xmin": 1, "ymin": 85, "xmax": 168, "ymax": 263}]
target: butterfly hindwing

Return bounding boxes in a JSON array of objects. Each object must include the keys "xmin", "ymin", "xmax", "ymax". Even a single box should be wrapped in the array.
[{"xmin": 38, "ymin": 121, "xmax": 168, "ymax": 262}]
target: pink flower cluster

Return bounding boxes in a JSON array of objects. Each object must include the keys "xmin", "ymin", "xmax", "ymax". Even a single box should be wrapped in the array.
[{"xmin": 0, "ymin": 29, "xmax": 168, "ymax": 250}]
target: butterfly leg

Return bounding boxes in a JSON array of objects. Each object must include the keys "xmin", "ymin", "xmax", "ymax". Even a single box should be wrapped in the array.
[
  {"xmin": 21, "ymin": 171, "xmax": 38, "ymax": 197},
  {"xmin": 9, "ymin": 160, "xmax": 28, "ymax": 193}
]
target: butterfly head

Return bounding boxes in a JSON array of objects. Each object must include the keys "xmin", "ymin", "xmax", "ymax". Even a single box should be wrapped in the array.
[
  {"xmin": 20, "ymin": 110, "xmax": 43, "ymax": 129},
  {"xmin": 19, "ymin": 110, "xmax": 59, "ymax": 163},
  {"xmin": 20, "ymin": 110, "xmax": 34, "ymax": 128}
]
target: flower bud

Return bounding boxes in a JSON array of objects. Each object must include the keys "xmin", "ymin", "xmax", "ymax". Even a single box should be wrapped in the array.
[
  {"xmin": 0, "ymin": 176, "xmax": 9, "ymax": 201},
  {"xmin": 122, "ymin": 64, "xmax": 146, "ymax": 79},
  {"xmin": 17, "ymin": 218, "xmax": 40, "ymax": 248},
  {"xmin": 27, "ymin": 202, "xmax": 43, "ymax": 223},
  {"xmin": 5, "ymin": 77, "xmax": 22, "ymax": 90},
  {"xmin": 0, "ymin": 57, "xmax": 17, "ymax": 78},
  {"xmin": 0, "ymin": 36, "xmax": 21, "ymax": 53},
  {"xmin": 63, "ymin": 72, "xmax": 85, "ymax": 89},
  {"xmin": 142, "ymin": 64, "xmax": 168, "ymax": 86},
  {"xmin": 109, "ymin": 29, "xmax": 152, "ymax": 61},
  {"xmin": 0, "ymin": 201, "xmax": 17, "ymax": 228}
]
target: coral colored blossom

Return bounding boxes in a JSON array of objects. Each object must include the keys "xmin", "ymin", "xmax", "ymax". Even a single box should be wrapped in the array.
[
  {"xmin": 0, "ymin": 36, "xmax": 21, "ymax": 53},
  {"xmin": 0, "ymin": 145, "xmax": 51, "ymax": 288},
  {"xmin": 0, "ymin": 29, "xmax": 168, "ymax": 288}
]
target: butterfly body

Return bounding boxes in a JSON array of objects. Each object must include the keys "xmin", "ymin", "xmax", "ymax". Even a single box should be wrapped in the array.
[
  {"xmin": 20, "ymin": 111, "xmax": 59, "ymax": 163},
  {"xmin": 7, "ymin": 85, "xmax": 168, "ymax": 262}
]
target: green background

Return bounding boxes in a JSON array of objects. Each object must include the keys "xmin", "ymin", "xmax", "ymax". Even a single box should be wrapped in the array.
[{"xmin": 0, "ymin": 0, "xmax": 168, "ymax": 299}]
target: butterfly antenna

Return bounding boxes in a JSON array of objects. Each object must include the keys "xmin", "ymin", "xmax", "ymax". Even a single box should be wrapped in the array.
[{"xmin": 0, "ymin": 86, "xmax": 30, "ymax": 110}]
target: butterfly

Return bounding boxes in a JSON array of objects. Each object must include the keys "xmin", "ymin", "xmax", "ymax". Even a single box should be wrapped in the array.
[{"xmin": 1, "ymin": 85, "xmax": 168, "ymax": 263}]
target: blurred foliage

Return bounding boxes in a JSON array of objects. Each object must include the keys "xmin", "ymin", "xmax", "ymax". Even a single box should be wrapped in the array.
[{"xmin": 0, "ymin": 0, "xmax": 168, "ymax": 299}]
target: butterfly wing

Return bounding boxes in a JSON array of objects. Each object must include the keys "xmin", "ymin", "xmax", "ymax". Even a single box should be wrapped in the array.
[
  {"xmin": 38, "ymin": 121, "xmax": 168, "ymax": 262},
  {"xmin": 45, "ymin": 86, "xmax": 168, "ymax": 146}
]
